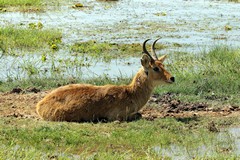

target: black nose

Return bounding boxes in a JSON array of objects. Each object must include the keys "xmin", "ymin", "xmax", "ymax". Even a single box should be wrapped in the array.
[{"xmin": 170, "ymin": 77, "xmax": 175, "ymax": 82}]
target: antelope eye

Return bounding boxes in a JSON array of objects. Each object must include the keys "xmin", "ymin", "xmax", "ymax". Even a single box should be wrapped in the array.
[{"xmin": 153, "ymin": 67, "xmax": 159, "ymax": 72}]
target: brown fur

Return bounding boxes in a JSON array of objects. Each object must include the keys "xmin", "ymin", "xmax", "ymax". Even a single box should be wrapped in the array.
[{"xmin": 36, "ymin": 41, "xmax": 174, "ymax": 122}]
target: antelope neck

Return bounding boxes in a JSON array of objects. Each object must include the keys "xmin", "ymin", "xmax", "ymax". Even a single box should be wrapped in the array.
[{"xmin": 129, "ymin": 68, "xmax": 154, "ymax": 95}]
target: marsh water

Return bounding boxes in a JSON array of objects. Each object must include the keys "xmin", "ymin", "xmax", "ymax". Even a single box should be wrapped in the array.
[
  {"xmin": 0, "ymin": 0, "xmax": 240, "ymax": 80},
  {"xmin": 153, "ymin": 127, "xmax": 240, "ymax": 159}
]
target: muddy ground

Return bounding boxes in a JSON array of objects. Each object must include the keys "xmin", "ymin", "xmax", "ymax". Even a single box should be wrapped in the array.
[{"xmin": 1, "ymin": 87, "xmax": 240, "ymax": 122}]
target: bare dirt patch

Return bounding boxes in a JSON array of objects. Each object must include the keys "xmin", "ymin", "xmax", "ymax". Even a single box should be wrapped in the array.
[
  {"xmin": 0, "ymin": 88, "xmax": 49, "ymax": 119},
  {"xmin": 0, "ymin": 89, "xmax": 239, "ymax": 121}
]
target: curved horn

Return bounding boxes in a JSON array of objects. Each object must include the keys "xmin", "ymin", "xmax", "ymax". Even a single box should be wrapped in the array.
[
  {"xmin": 142, "ymin": 39, "xmax": 154, "ymax": 60},
  {"xmin": 151, "ymin": 38, "xmax": 161, "ymax": 60}
]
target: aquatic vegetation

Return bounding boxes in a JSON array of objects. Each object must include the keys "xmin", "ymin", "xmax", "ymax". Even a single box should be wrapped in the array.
[
  {"xmin": 0, "ymin": 27, "xmax": 62, "ymax": 55},
  {"xmin": 0, "ymin": 0, "xmax": 42, "ymax": 12},
  {"xmin": 0, "ymin": 0, "xmax": 75, "ymax": 12},
  {"xmin": 28, "ymin": 22, "xmax": 43, "ymax": 30},
  {"xmin": 0, "ymin": 0, "xmax": 41, "ymax": 7},
  {"xmin": 50, "ymin": 44, "xmax": 58, "ymax": 50},
  {"xmin": 70, "ymin": 40, "xmax": 167, "ymax": 62},
  {"xmin": 225, "ymin": 25, "xmax": 232, "ymax": 31},
  {"xmin": 154, "ymin": 12, "xmax": 167, "ymax": 16},
  {"xmin": 72, "ymin": 3, "xmax": 84, "ymax": 8}
]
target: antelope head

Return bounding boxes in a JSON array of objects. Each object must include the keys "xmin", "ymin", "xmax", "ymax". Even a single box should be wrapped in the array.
[{"xmin": 141, "ymin": 39, "xmax": 175, "ymax": 86}]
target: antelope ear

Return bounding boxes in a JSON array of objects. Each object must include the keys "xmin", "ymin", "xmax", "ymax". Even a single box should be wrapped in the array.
[
  {"xmin": 158, "ymin": 55, "xmax": 167, "ymax": 62},
  {"xmin": 141, "ymin": 54, "xmax": 151, "ymax": 68}
]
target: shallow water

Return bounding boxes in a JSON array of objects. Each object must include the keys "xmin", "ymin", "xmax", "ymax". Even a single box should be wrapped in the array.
[
  {"xmin": 2, "ymin": 0, "xmax": 239, "ymax": 45},
  {"xmin": 0, "ymin": 51, "xmax": 139, "ymax": 81},
  {"xmin": 153, "ymin": 127, "xmax": 240, "ymax": 159},
  {"xmin": 0, "ymin": 0, "xmax": 240, "ymax": 80},
  {"xmin": 228, "ymin": 127, "xmax": 240, "ymax": 155}
]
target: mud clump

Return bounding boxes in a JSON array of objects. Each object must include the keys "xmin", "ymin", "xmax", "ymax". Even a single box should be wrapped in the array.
[
  {"xmin": 9, "ymin": 87, "xmax": 41, "ymax": 94},
  {"xmin": 10, "ymin": 87, "xmax": 23, "ymax": 94},
  {"xmin": 26, "ymin": 87, "xmax": 41, "ymax": 93},
  {"xmin": 149, "ymin": 93, "xmax": 208, "ymax": 113},
  {"xmin": 6, "ymin": 112, "xmax": 37, "ymax": 119}
]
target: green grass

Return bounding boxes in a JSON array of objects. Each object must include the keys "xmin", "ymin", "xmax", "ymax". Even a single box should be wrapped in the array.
[
  {"xmin": 0, "ymin": 0, "xmax": 41, "ymax": 6},
  {"xmin": 0, "ymin": 117, "xmax": 239, "ymax": 159},
  {"xmin": 0, "ymin": 76, "xmax": 132, "ymax": 92},
  {"xmin": 0, "ymin": 26, "xmax": 62, "ymax": 55},
  {"xmin": 0, "ymin": 0, "xmax": 84, "ymax": 12},
  {"xmin": 158, "ymin": 47, "xmax": 240, "ymax": 106}
]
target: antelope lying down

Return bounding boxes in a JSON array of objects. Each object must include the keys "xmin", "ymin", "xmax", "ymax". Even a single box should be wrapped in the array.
[{"xmin": 36, "ymin": 39, "xmax": 175, "ymax": 122}]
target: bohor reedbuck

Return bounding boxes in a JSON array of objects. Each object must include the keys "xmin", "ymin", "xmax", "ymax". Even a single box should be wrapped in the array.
[{"xmin": 36, "ymin": 39, "xmax": 175, "ymax": 122}]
